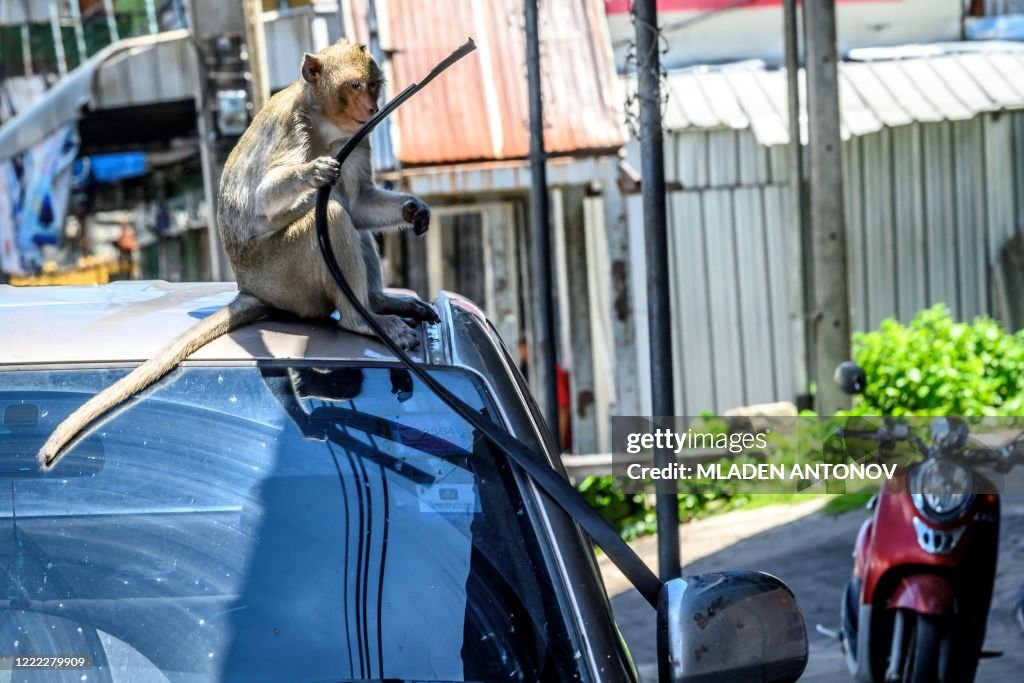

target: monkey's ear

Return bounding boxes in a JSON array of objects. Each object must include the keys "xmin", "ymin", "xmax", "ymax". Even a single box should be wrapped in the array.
[{"xmin": 302, "ymin": 53, "xmax": 323, "ymax": 83}]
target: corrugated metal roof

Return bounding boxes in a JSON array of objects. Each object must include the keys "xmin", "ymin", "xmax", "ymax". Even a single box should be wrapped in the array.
[
  {"xmin": 350, "ymin": 0, "xmax": 625, "ymax": 165},
  {"xmin": 654, "ymin": 43, "xmax": 1024, "ymax": 146}
]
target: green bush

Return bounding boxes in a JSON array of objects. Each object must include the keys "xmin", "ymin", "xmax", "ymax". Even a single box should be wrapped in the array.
[
  {"xmin": 852, "ymin": 304, "xmax": 1024, "ymax": 417},
  {"xmin": 576, "ymin": 475, "xmax": 753, "ymax": 541},
  {"xmin": 577, "ymin": 304, "xmax": 1024, "ymax": 538},
  {"xmin": 576, "ymin": 476, "xmax": 654, "ymax": 541}
]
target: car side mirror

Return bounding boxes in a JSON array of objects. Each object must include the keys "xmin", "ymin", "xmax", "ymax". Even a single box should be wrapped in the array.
[
  {"xmin": 834, "ymin": 361, "xmax": 866, "ymax": 395},
  {"xmin": 657, "ymin": 571, "xmax": 808, "ymax": 683}
]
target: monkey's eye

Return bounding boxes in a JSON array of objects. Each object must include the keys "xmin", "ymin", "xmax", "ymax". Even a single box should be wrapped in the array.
[{"xmin": 348, "ymin": 81, "xmax": 364, "ymax": 90}]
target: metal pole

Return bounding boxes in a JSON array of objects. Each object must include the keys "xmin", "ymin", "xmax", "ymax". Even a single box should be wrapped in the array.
[
  {"xmin": 804, "ymin": 0, "xmax": 851, "ymax": 415},
  {"xmin": 783, "ymin": 0, "xmax": 810, "ymax": 403},
  {"xmin": 338, "ymin": 0, "xmax": 352, "ymax": 39},
  {"xmin": 524, "ymin": 0, "xmax": 561, "ymax": 444},
  {"xmin": 48, "ymin": 1, "xmax": 68, "ymax": 77},
  {"xmin": 367, "ymin": 0, "xmax": 395, "ymax": 167},
  {"xmin": 20, "ymin": 24, "xmax": 34, "ymax": 77},
  {"xmin": 103, "ymin": 0, "xmax": 119, "ymax": 44},
  {"xmin": 145, "ymin": 0, "xmax": 159, "ymax": 34},
  {"xmin": 634, "ymin": 0, "xmax": 680, "ymax": 581},
  {"xmin": 186, "ymin": 0, "xmax": 248, "ymax": 281},
  {"xmin": 68, "ymin": 0, "xmax": 89, "ymax": 63},
  {"xmin": 243, "ymin": 0, "xmax": 270, "ymax": 111}
]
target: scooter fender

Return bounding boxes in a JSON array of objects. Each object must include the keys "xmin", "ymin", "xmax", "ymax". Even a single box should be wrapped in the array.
[
  {"xmin": 886, "ymin": 574, "xmax": 955, "ymax": 615},
  {"xmin": 853, "ymin": 518, "xmax": 871, "ymax": 578}
]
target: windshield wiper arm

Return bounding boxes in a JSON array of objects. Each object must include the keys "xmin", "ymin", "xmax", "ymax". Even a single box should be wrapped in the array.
[{"xmin": 309, "ymin": 406, "xmax": 472, "ymax": 460}]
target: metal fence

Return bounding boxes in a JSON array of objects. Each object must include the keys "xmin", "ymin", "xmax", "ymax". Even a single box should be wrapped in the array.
[
  {"xmin": 627, "ymin": 111, "xmax": 1024, "ymax": 415},
  {"xmin": 845, "ymin": 111, "xmax": 1024, "ymax": 331}
]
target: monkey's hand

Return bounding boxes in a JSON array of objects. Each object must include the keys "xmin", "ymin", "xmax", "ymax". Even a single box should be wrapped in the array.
[
  {"xmin": 308, "ymin": 156, "xmax": 342, "ymax": 188},
  {"xmin": 402, "ymin": 198, "xmax": 431, "ymax": 236}
]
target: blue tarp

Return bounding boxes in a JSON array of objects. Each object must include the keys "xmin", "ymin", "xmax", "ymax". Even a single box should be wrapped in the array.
[
  {"xmin": 74, "ymin": 151, "xmax": 148, "ymax": 185},
  {"xmin": 966, "ymin": 17, "xmax": 1024, "ymax": 41},
  {"xmin": 0, "ymin": 124, "xmax": 80, "ymax": 273}
]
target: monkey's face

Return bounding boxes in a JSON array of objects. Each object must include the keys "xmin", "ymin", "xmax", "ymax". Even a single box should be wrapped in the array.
[{"xmin": 302, "ymin": 41, "xmax": 383, "ymax": 135}]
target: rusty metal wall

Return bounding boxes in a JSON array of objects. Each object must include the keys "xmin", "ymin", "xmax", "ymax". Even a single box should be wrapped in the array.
[{"xmin": 379, "ymin": 0, "xmax": 625, "ymax": 165}]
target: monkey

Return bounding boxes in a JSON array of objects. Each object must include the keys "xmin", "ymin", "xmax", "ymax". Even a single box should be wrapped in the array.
[{"xmin": 38, "ymin": 39, "xmax": 439, "ymax": 471}]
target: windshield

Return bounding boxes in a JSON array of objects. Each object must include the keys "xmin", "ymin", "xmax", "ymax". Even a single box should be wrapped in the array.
[{"xmin": 0, "ymin": 364, "xmax": 580, "ymax": 682}]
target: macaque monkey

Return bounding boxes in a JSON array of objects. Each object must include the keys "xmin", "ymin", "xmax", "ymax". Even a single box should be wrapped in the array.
[{"xmin": 38, "ymin": 39, "xmax": 438, "ymax": 470}]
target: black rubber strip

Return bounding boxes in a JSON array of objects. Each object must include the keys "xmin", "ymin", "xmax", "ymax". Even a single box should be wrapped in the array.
[{"xmin": 314, "ymin": 39, "xmax": 662, "ymax": 609}]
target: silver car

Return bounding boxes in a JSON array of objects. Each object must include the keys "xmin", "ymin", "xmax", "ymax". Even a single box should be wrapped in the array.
[{"xmin": 0, "ymin": 281, "xmax": 806, "ymax": 682}]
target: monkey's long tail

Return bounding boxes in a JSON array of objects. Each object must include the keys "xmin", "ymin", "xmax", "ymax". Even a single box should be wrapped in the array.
[{"xmin": 37, "ymin": 293, "xmax": 269, "ymax": 471}]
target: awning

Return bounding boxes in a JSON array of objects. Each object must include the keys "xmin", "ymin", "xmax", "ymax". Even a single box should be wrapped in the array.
[
  {"xmin": 0, "ymin": 0, "xmax": 49, "ymax": 25},
  {"xmin": 0, "ymin": 29, "xmax": 192, "ymax": 163},
  {"xmin": 644, "ymin": 41, "xmax": 1024, "ymax": 147}
]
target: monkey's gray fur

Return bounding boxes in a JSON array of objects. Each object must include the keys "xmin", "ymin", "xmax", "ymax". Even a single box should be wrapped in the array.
[{"xmin": 38, "ymin": 39, "xmax": 438, "ymax": 470}]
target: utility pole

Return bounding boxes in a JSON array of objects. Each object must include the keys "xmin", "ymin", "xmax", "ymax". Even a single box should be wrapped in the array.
[
  {"xmin": 804, "ymin": 0, "xmax": 851, "ymax": 415},
  {"xmin": 367, "ymin": 0, "xmax": 396, "ymax": 169},
  {"xmin": 187, "ymin": 0, "xmax": 264, "ymax": 281},
  {"xmin": 48, "ymin": 1, "xmax": 68, "ymax": 77},
  {"xmin": 145, "ymin": 0, "xmax": 159, "ymax": 34},
  {"xmin": 102, "ymin": 0, "xmax": 119, "ymax": 44},
  {"xmin": 68, "ymin": 0, "xmax": 88, "ymax": 63},
  {"xmin": 243, "ymin": 0, "xmax": 270, "ymax": 111},
  {"xmin": 20, "ymin": 24, "xmax": 34, "ymax": 77},
  {"xmin": 634, "ymin": 0, "xmax": 680, "ymax": 581},
  {"xmin": 524, "ymin": 0, "xmax": 561, "ymax": 442},
  {"xmin": 783, "ymin": 0, "xmax": 811, "ymax": 407}
]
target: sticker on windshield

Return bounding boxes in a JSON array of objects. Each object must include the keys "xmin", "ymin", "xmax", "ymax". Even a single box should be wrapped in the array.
[
  {"xmin": 394, "ymin": 414, "xmax": 474, "ymax": 455},
  {"xmin": 417, "ymin": 483, "xmax": 479, "ymax": 516}
]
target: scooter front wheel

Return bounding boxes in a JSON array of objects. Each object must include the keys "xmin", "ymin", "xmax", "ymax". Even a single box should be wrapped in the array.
[
  {"xmin": 898, "ymin": 610, "xmax": 941, "ymax": 683},
  {"xmin": 840, "ymin": 579, "xmax": 862, "ymax": 677}
]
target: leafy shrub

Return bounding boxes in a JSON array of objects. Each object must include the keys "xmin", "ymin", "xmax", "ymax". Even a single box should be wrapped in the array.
[
  {"xmin": 852, "ymin": 304, "xmax": 1024, "ymax": 417},
  {"xmin": 576, "ymin": 476, "xmax": 654, "ymax": 541},
  {"xmin": 577, "ymin": 304, "xmax": 1024, "ymax": 538},
  {"xmin": 576, "ymin": 475, "xmax": 753, "ymax": 541}
]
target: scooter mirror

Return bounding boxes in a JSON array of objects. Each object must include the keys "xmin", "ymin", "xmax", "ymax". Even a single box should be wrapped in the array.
[
  {"xmin": 930, "ymin": 416, "xmax": 968, "ymax": 449},
  {"xmin": 657, "ymin": 571, "xmax": 808, "ymax": 683},
  {"xmin": 834, "ymin": 361, "xmax": 866, "ymax": 395}
]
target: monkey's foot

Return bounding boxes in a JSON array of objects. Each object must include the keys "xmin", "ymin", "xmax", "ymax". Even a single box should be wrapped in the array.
[
  {"xmin": 378, "ymin": 315, "xmax": 421, "ymax": 350},
  {"xmin": 406, "ymin": 299, "xmax": 441, "ymax": 324},
  {"xmin": 341, "ymin": 314, "xmax": 420, "ymax": 350},
  {"xmin": 394, "ymin": 298, "xmax": 440, "ymax": 324},
  {"xmin": 370, "ymin": 294, "xmax": 441, "ymax": 324}
]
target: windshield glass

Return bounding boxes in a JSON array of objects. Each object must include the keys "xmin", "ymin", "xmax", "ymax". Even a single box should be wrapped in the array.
[{"xmin": 0, "ymin": 364, "xmax": 579, "ymax": 682}]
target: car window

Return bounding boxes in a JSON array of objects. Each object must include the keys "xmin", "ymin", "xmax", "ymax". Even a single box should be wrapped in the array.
[{"xmin": 0, "ymin": 364, "xmax": 582, "ymax": 682}]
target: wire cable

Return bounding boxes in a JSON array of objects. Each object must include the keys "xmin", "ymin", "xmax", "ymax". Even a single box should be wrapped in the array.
[{"xmin": 314, "ymin": 39, "xmax": 662, "ymax": 609}]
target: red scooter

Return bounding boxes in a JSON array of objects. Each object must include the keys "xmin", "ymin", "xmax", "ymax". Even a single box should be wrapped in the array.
[{"xmin": 833, "ymin": 362, "xmax": 1024, "ymax": 683}]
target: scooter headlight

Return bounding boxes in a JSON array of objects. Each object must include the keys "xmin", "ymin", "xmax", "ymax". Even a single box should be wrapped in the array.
[{"xmin": 910, "ymin": 459, "xmax": 973, "ymax": 523}]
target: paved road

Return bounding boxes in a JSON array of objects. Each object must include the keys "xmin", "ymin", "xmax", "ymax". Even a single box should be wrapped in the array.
[{"xmin": 605, "ymin": 497, "xmax": 1024, "ymax": 682}]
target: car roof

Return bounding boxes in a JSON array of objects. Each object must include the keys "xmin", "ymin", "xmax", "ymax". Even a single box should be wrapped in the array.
[{"xmin": 0, "ymin": 281, "xmax": 486, "ymax": 368}]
